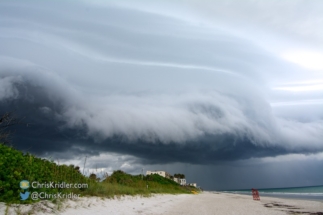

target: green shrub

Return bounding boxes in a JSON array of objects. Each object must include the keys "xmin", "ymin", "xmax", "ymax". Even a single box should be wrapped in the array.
[
  {"xmin": 0, "ymin": 143, "xmax": 199, "ymax": 203},
  {"xmin": 0, "ymin": 144, "xmax": 89, "ymax": 203}
]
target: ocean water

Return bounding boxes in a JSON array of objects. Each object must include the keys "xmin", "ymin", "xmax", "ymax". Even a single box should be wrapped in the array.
[{"xmin": 224, "ymin": 185, "xmax": 323, "ymax": 201}]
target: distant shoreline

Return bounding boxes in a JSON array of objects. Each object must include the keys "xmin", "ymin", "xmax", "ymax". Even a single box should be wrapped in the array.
[{"xmin": 220, "ymin": 191, "xmax": 323, "ymax": 202}]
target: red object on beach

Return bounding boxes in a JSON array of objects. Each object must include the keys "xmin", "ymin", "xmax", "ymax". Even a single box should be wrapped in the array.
[{"xmin": 251, "ymin": 188, "xmax": 260, "ymax": 200}]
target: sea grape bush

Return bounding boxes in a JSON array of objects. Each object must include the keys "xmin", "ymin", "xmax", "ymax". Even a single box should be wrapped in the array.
[{"xmin": 0, "ymin": 144, "xmax": 89, "ymax": 203}]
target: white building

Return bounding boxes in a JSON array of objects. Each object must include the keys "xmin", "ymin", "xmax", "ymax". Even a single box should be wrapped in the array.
[
  {"xmin": 188, "ymin": 183, "xmax": 197, "ymax": 187},
  {"xmin": 146, "ymin": 171, "xmax": 170, "ymax": 178},
  {"xmin": 147, "ymin": 171, "xmax": 188, "ymax": 186},
  {"xmin": 173, "ymin": 178, "xmax": 179, "ymax": 183},
  {"xmin": 173, "ymin": 177, "xmax": 187, "ymax": 186},
  {"xmin": 179, "ymin": 178, "xmax": 186, "ymax": 186}
]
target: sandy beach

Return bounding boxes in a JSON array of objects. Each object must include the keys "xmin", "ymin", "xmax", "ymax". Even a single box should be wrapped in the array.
[{"xmin": 1, "ymin": 192, "xmax": 322, "ymax": 215}]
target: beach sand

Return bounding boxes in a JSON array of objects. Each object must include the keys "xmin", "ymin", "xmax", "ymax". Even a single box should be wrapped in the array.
[
  {"xmin": 163, "ymin": 192, "xmax": 323, "ymax": 215},
  {"xmin": 1, "ymin": 192, "xmax": 322, "ymax": 215}
]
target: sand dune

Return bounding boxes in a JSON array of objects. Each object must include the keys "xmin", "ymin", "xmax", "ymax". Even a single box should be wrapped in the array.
[{"xmin": 1, "ymin": 192, "xmax": 322, "ymax": 215}]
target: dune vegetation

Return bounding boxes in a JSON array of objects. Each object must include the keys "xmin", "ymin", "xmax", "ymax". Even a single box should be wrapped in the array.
[{"xmin": 0, "ymin": 143, "xmax": 198, "ymax": 203}]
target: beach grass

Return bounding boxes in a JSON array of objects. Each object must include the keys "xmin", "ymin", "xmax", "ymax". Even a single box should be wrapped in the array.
[{"xmin": 81, "ymin": 170, "xmax": 196, "ymax": 198}]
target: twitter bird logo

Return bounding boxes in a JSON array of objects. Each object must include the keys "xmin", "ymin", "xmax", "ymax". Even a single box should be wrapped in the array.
[{"xmin": 20, "ymin": 191, "xmax": 30, "ymax": 200}]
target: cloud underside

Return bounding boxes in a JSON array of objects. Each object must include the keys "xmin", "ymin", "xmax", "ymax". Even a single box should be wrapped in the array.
[{"xmin": 1, "ymin": 71, "xmax": 322, "ymax": 165}]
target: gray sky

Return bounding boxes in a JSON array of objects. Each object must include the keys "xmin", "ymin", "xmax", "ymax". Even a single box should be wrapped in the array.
[{"xmin": 0, "ymin": 0, "xmax": 322, "ymax": 190}]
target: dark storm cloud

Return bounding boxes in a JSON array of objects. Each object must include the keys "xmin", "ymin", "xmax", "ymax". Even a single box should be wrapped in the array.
[
  {"xmin": 154, "ymin": 155, "xmax": 323, "ymax": 190},
  {"xmin": 0, "ymin": 73, "xmax": 320, "ymax": 166}
]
